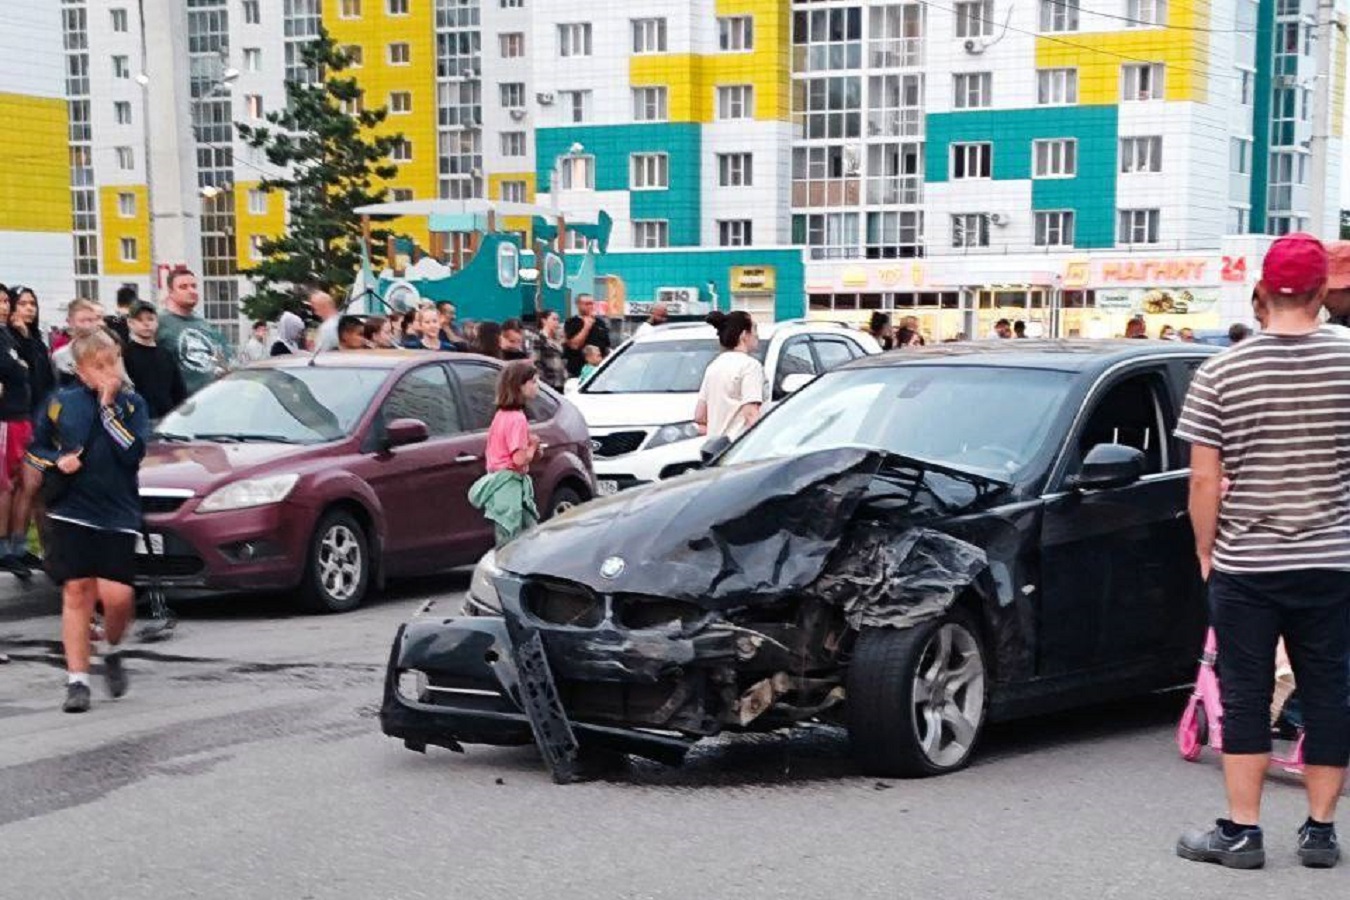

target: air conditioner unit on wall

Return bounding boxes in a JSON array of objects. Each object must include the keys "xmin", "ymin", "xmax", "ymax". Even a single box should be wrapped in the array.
[
  {"xmin": 657, "ymin": 286, "xmax": 699, "ymax": 306},
  {"xmin": 536, "ymin": 91, "xmax": 555, "ymax": 105},
  {"xmin": 509, "ymin": 108, "xmax": 527, "ymax": 121},
  {"xmin": 990, "ymin": 213, "xmax": 1008, "ymax": 226}
]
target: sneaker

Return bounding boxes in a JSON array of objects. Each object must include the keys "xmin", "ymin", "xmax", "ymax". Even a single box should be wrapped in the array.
[
  {"xmin": 1298, "ymin": 822, "xmax": 1340, "ymax": 869},
  {"xmin": 0, "ymin": 555, "xmax": 32, "ymax": 580},
  {"xmin": 21, "ymin": 550, "xmax": 42, "ymax": 568},
  {"xmin": 1176, "ymin": 821, "xmax": 1266, "ymax": 869},
  {"xmin": 62, "ymin": 682, "xmax": 91, "ymax": 713},
  {"xmin": 103, "ymin": 651, "xmax": 128, "ymax": 699}
]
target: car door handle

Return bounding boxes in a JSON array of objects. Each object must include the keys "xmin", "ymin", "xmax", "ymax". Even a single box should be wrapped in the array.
[{"xmin": 454, "ymin": 454, "xmax": 479, "ymax": 464}]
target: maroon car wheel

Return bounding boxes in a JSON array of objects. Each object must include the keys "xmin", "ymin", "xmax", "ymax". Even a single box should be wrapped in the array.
[{"xmin": 300, "ymin": 509, "xmax": 371, "ymax": 614}]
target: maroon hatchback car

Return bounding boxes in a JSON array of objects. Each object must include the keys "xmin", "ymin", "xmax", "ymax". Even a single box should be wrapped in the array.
[{"xmin": 135, "ymin": 351, "xmax": 594, "ymax": 612}]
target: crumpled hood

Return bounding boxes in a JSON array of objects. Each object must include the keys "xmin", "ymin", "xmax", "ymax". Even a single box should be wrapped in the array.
[{"xmin": 496, "ymin": 447, "xmax": 884, "ymax": 609}]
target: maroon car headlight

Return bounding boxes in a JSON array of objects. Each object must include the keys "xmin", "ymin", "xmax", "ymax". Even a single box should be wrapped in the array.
[{"xmin": 197, "ymin": 473, "xmax": 300, "ymax": 513}]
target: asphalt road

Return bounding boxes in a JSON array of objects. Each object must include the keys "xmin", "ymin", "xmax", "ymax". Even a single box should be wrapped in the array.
[{"xmin": 1, "ymin": 576, "xmax": 1345, "ymax": 900}]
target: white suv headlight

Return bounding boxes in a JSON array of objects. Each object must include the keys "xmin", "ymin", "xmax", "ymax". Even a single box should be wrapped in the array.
[
  {"xmin": 197, "ymin": 474, "xmax": 300, "ymax": 513},
  {"xmin": 645, "ymin": 421, "xmax": 703, "ymax": 451}
]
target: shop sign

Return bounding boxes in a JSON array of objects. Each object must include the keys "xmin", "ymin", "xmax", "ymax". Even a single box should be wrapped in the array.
[
  {"xmin": 1097, "ymin": 259, "xmax": 1209, "ymax": 285},
  {"xmin": 1094, "ymin": 287, "xmax": 1221, "ymax": 315},
  {"xmin": 840, "ymin": 267, "xmax": 869, "ymax": 287},
  {"xmin": 730, "ymin": 266, "xmax": 776, "ymax": 292},
  {"xmin": 627, "ymin": 299, "xmax": 711, "ymax": 318}
]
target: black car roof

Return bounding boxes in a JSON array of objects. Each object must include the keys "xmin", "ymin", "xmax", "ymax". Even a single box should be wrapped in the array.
[{"xmin": 845, "ymin": 339, "xmax": 1220, "ymax": 376}]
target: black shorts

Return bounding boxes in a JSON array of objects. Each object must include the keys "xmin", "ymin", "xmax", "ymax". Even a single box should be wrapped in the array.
[{"xmin": 44, "ymin": 518, "xmax": 137, "ymax": 587}]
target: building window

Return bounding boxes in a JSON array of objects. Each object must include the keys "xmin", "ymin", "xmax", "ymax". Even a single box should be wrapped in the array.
[
  {"xmin": 559, "ymin": 23, "xmax": 592, "ymax": 58},
  {"xmin": 865, "ymin": 210, "xmax": 923, "ymax": 259},
  {"xmin": 631, "ymin": 153, "xmax": 669, "ymax": 190},
  {"xmin": 499, "ymin": 33, "xmax": 524, "ymax": 57},
  {"xmin": 716, "ymin": 85, "xmax": 754, "ymax": 119},
  {"xmin": 499, "ymin": 83, "xmax": 525, "ymax": 108},
  {"xmin": 248, "ymin": 189, "xmax": 267, "ymax": 215},
  {"xmin": 633, "ymin": 87, "xmax": 668, "ymax": 122},
  {"xmin": 340, "ymin": 0, "xmax": 362, "ymax": 18},
  {"xmin": 951, "ymin": 213, "xmax": 991, "ymax": 248},
  {"xmin": 249, "ymin": 235, "xmax": 266, "ymax": 261},
  {"xmin": 388, "ymin": 43, "xmax": 410, "ymax": 65},
  {"xmin": 243, "ymin": 0, "xmax": 261, "ymax": 25},
  {"xmin": 633, "ymin": 220, "xmax": 669, "ymax": 248},
  {"xmin": 501, "ymin": 0, "xmax": 523, "ymax": 7},
  {"xmin": 559, "ymin": 155, "xmax": 595, "ymax": 190},
  {"xmin": 1040, "ymin": 0, "xmax": 1080, "ymax": 33},
  {"xmin": 501, "ymin": 132, "xmax": 526, "ymax": 157},
  {"xmin": 245, "ymin": 94, "xmax": 264, "ymax": 119},
  {"xmin": 113, "ymin": 56, "xmax": 130, "ymax": 79},
  {"xmin": 955, "ymin": 1, "xmax": 994, "ymax": 38},
  {"xmin": 244, "ymin": 48, "xmax": 262, "ymax": 72},
  {"xmin": 120, "ymin": 237, "xmax": 138, "ymax": 262},
  {"xmin": 1230, "ymin": 137, "xmax": 1252, "ymax": 175},
  {"xmin": 953, "ymin": 72, "xmax": 992, "ymax": 109},
  {"xmin": 1127, "ymin": 0, "xmax": 1167, "ymax": 26},
  {"xmin": 387, "ymin": 0, "xmax": 409, "ymax": 15},
  {"xmin": 1122, "ymin": 63, "xmax": 1164, "ymax": 101},
  {"xmin": 1239, "ymin": 69, "xmax": 1253, "ymax": 105},
  {"xmin": 116, "ymin": 146, "xmax": 134, "ymax": 170},
  {"xmin": 1035, "ymin": 211, "xmax": 1075, "ymax": 247},
  {"xmin": 495, "ymin": 180, "xmax": 524, "ymax": 203},
  {"xmin": 1227, "ymin": 207, "xmax": 1250, "ymax": 234},
  {"xmin": 719, "ymin": 16, "xmax": 754, "ymax": 51},
  {"xmin": 1119, "ymin": 136, "xmax": 1163, "ymax": 173},
  {"xmin": 1037, "ymin": 68, "xmax": 1078, "ymax": 105},
  {"xmin": 345, "ymin": 45, "xmax": 364, "ymax": 67},
  {"xmin": 117, "ymin": 192, "xmax": 136, "ymax": 218},
  {"xmin": 111, "ymin": 8, "xmax": 128, "ymax": 32},
  {"xmin": 792, "ymin": 212, "xmax": 861, "ymax": 259},
  {"xmin": 633, "ymin": 18, "xmax": 668, "ymax": 54},
  {"xmin": 560, "ymin": 89, "xmax": 592, "ymax": 123},
  {"xmin": 1033, "ymin": 139, "xmax": 1077, "ymax": 178},
  {"xmin": 1118, "ymin": 209, "xmax": 1161, "ymax": 245},
  {"xmin": 390, "ymin": 139, "xmax": 413, "ymax": 163},
  {"xmin": 389, "ymin": 91, "xmax": 412, "ymax": 114},
  {"xmin": 717, "ymin": 152, "xmax": 753, "ymax": 187},
  {"xmin": 114, "ymin": 101, "xmax": 132, "ymax": 125},
  {"xmin": 951, "ymin": 142, "xmax": 992, "ymax": 179},
  {"xmin": 718, "ymin": 220, "xmax": 753, "ymax": 247},
  {"xmin": 341, "ymin": 91, "xmax": 366, "ymax": 115}
]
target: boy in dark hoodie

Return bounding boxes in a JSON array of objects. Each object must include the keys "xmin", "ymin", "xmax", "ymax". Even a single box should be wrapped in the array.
[{"xmin": 27, "ymin": 330, "xmax": 150, "ymax": 713}]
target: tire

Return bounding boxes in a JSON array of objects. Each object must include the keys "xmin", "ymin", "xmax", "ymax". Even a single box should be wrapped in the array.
[
  {"xmin": 847, "ymin": 611, "xmax": 989, "ymax": 778},
  {"xmin": 299, "ymin": 509, "xmax": 370, "ymax": 614},
  {"xmin": 545, "ymin": 484, "xmax": 586, "ymax": 520}
]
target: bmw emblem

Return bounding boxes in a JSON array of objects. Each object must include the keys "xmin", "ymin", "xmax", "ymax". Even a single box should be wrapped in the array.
[
  {"xmin": 590, "ymin": 439, "xmax": 602, "ymax": 453},
  {"xmin": 600, "ymin": 556, "xmax": 626, "ymax": 580}
]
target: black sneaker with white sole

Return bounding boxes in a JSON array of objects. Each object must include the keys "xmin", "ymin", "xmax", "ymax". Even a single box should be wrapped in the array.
[
  {"xmin": 1176, "ymin": 821, "xmax": 1266, "ymax": 869},
  {"xmin": 0, "ymin": 555, "xmax": 32, "ymax": 580},
  {"xmin": 1298, "ymin": 822, "xmax": 1340, "ymax": 869},
  {"xmin": 63, "ymin": 682, "xmax": 91, "ymax": 713},
  {"xmin": 103, "ymin": 651, "xmax": 128, "ymax": 699}
]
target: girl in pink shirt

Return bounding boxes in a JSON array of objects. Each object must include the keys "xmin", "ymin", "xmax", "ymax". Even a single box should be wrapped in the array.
[{"xmin": 470, "ymin": 361, "xmax": 542, "ymax": 546}]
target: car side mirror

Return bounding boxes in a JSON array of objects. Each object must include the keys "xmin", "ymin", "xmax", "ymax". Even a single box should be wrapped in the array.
[
  {"xmin": 1069, "ymin": 443, "xmax": 1146, "ymax": 492},
  {"xmin": 384, "ymin": 418, "xmax": 429, "ymax": 450},
  {"xmin": 700, "ymin": 435, "xmax": 732, "ymax": 466},
  {"xmin": 779, "ymin": 373, "xmax": 814, "ymax": 397},
  {"xmin": 563, "ymin": 378, "xmax": 579, "ymax": 395}
]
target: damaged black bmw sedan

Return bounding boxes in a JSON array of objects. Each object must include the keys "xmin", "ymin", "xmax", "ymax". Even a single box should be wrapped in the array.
[{"xmin": 382, "ymin": 341, "xmax": 1217, "ymax": 780}]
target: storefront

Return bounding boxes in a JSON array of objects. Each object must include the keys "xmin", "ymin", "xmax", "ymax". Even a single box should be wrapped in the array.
[{"xmin": 804, "ymin": 243, "xmax": 1260, "ymax": 342}]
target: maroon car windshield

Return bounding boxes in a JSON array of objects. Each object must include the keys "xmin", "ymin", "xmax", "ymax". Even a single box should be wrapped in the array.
[{"xmin": 155, "ymin": 367, "xmax": 389, "ymax": 445}]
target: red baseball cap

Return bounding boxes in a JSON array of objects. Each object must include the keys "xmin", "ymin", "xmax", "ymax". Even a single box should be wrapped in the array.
[{"xmin": 1260, "ymin": 232, "xmax": 1328, "ymax": 295}]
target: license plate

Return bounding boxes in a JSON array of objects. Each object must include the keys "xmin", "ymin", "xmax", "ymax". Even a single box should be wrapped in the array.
[
  {"xmin": 597, "ymin": 480, "xmax": 619, "ymax": 496},
  {"xmin": 135, "ymin": 533, "xmax": 165, "ymax": 556}
]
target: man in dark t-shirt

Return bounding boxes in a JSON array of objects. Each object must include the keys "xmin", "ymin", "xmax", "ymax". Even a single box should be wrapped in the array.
[{"xmin": 563, "ymin": 294, "xmax": 610, "ymax": 378}]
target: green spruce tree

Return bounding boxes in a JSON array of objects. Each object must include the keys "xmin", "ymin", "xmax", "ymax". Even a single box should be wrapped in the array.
[{"xmin": 236, "ymin": 28, "xmax": 403, "ymax": 321}]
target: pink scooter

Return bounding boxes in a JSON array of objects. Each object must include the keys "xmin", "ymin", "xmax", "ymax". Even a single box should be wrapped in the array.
[{"xmin": 1176, "ymin": 628, "xmax": 1305, "ymax": 773}]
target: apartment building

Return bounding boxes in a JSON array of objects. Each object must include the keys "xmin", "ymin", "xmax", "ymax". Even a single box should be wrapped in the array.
[
  {"xmin": 46, "ymin": 1, "xmax": 1350, "ymax": 338},
  {"xmin": 1, "ymin": 3, "xmax": 73, "ymax": 314}
]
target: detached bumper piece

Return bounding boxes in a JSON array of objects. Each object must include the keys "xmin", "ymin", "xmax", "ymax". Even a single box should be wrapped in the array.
[{"xmin": 380, "ymin": 616, "xmax": 692, "ymax": 782}]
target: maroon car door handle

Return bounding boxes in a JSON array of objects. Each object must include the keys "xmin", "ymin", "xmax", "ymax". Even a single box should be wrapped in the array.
[{"xmin": 454, "ymin": 454, "xmax": 479, "ymax": 464}]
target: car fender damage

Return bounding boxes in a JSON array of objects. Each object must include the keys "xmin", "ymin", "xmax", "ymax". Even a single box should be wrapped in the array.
[{"xmin": 381, "ymin": 447, "xmax": 1036, "ymax": 781}]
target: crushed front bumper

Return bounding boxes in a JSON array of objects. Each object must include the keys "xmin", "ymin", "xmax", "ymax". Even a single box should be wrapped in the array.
[{"xmin": 380, "ymin": 614, "xmax": 693, "ymax": 782}]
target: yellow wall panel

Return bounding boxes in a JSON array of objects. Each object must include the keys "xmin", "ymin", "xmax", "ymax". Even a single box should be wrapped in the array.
[
  {"xmin": 233, "ymin": 181, "xmax": 287, "ymax": 265},
  {"xmin": 0, "ymin": 93, "xmax": 71, "ymax": 233},
  {"xmin": 99, "ymin": 185, "xmax": 150, "ymax": 276}
]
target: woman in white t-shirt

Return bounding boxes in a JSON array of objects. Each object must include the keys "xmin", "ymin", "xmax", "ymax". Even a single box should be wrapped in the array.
[{"xmin": 695, "ymin": 310, "xmax": 765, "ymax": 439}]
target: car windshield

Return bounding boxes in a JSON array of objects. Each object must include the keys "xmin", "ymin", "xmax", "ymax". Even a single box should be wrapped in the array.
[
  {"xmin": 155, "ymin": 367, "xmax": 388, "ymax": 445},
  {"xmin": 583, "ymin": 338, "xmax": 767, "ymax": 394},
  {"xmin": 721, "ymin": 365, "xmax": 1074, "ymax": 479}
]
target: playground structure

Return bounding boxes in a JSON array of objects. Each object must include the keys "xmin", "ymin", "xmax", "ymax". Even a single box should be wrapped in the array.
[{"xmin": 350, "ymin": 198, "xmax": 614, "ymax": 322}]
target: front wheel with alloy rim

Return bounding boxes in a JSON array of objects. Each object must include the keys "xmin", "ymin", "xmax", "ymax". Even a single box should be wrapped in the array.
[
  {"xmin": 847, "ymin": 613, "xmax": 988, "ymax": 777},
  {"xmin": 300, "ymin": 510, "xmax": 370, "ymax": 613}
]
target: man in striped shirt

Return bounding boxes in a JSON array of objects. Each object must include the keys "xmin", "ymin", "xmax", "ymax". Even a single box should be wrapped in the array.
[{"xmin": 1175, "ymin": 233, "xmax": 1350, "ymax": 870}]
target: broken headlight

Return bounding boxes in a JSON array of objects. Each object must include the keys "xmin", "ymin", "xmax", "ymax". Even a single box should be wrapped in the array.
[{"xmin": 463, "ymin": 549, "xmax": 504, "ymax": 616}]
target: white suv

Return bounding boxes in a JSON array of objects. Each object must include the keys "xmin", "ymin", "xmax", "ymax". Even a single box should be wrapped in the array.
[{"xmin": 567, "ymin": 320, "xmax": 882, "ymax": 494}]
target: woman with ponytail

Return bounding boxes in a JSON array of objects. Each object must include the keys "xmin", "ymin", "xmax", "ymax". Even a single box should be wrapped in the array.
[{"xmin": 694, "ymin": 310, "xmax": 765, "ymax": 439}]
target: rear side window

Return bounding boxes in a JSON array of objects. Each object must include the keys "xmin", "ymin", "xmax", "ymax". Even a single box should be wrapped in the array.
[
  {"xmin": 812, "ymin": 337, "xmax": 858, "ymax": 371},
  {"xmin": 450, "ymin": 362, "xmax": 499, "ymax": 431},
  {"xmin": 382, "ymin": 365, "xmax": 462, "ymax": 437}
]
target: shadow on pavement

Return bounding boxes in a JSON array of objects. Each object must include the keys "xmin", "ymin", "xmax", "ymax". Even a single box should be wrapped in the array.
[{"xmin": 161, "ymin": 572, "xmax": 470, "ymax": 621}]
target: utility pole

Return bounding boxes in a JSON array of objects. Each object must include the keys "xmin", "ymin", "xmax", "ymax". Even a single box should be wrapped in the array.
[{"xmin": 1308, "ymin": 0, "xmax": 1340, "ymax": 238}]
